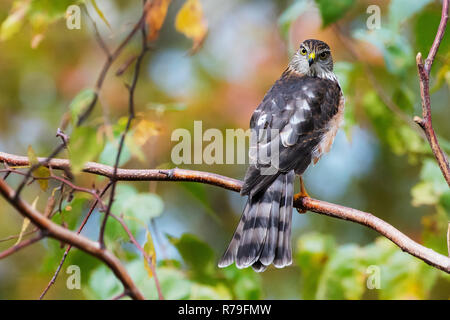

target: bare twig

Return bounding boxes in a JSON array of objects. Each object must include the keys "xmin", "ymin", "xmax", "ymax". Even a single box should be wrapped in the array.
[
  {"xmin": 0, "ymin": 168, "xmax": 107, "ymax": 211},
  {"xmin": 414, "ymin": 0, "xmax": 450, "ymax": 186},
  {"xmin": 39, "ymin": 182, "xmax": 112, "ymax": 300},
  {"xmin": 76, "ymin": 5, "xmax": 148, "ymax": 126},
  {"xmin": 0, "ymin": 233, "xmax": 46, "ymax": 259},
  {"xmin": 98, "ymin": 7, "xmax": 149, "ymax": 248},
  {"xmin": 447, "ymin": 222, "xmax": 450, "ymax": 257},
  {"xmin": 112, "ymin": 213, "xmax": 164, "ymax": 300},
  {"xmin": 1, "ymin": 152, "xmax": 448, "ymax": 273},
  {"xmin": 112, "ymin": 291, "xmax": 128, "ymax": 300}
]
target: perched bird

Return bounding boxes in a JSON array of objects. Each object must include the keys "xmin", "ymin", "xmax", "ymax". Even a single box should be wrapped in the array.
[{"xmin": 218, "ymin": 39, "xmax": 345, "ymax": 272}]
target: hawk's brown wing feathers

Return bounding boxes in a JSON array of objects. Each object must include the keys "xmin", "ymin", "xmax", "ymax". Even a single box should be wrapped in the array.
[
  {"xmin": 242, "ymin": 70, "xmax": 342, "ymax": 196},
  {"xmin": 219, "ymin": 63, "xmax": 343, "ymax": 271}
]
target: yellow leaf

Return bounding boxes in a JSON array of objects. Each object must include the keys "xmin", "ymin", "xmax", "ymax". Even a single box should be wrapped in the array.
[
  {"xmin": 146, "ymin": 0, "xmax": 172, "ymax": 41},
  {"xmin": 27, "ymin": 145, "xmax": 50, "ymax": 191},
  {"xmin": 14, "ymin": 196, "xmax": 37, "ymax": 245},
  {"xmin": 133, "ymin": 119, "xmax": 159, "ymax": 146},
  {"xmin": 175, "ymin": 0, "xmax": 208, "ymax": 53},
  {"xmin": 90, "ymin": 0, "xmax": 111, "ymax": 30},
  {"xmin": 31, "ymin": 33, "xmax": 44, "ymax": 49},
  {"xmin": 0, "ymin": 0, "xmax": 31, "ymax": 41},
  {"xmin": 27, "ymin": 145, "xmax": 39, "ymax": 166},
  {"xmin": 143, "ymin": 230, "xmax": 156, "ymax": 278}
]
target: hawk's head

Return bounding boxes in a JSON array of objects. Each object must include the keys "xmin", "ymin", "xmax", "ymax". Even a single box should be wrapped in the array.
[{"xmin": 289, "ymin": 39, "xmax": 335, "ymax": 80}]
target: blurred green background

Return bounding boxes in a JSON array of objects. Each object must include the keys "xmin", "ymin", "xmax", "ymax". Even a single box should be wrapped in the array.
[{"xmin": 0, "ymin": 0, "xmax": 449, "ymax": 299}]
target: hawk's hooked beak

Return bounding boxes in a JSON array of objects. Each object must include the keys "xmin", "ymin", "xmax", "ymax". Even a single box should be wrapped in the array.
[{"xmin": 308, "ymin": 52, "xmax": 315, "ymax": 66}]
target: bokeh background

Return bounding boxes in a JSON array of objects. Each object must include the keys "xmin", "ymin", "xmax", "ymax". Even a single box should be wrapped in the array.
[{"xmin": 0, "ymin": 0, "xmax": 449, "ymax": 299}]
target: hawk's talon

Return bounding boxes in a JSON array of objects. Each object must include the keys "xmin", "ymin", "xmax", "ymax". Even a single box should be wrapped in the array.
[{"xmin": 294, "ymin": 176, "xmax": 310, "ymax": 214}]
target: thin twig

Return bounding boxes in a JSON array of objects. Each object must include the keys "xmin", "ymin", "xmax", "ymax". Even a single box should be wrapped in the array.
[
  {"xmin": 414, "ymin": 0, "xmax": 450, "ymax": 186},
  {"xmin": 76, "ymin": 4, "xmax": 148, "ymax": 126},
  {"xmin": 39, "ymin": 182, "xmax": 112, "ymax": 300},
  {"xmin": 0, "ymin": 168, "xmax": 107, "ymax": 211},
  {"xmin": 112, "ymin": 213, "xmax": 164, "ymax": 300},
  {"xmin": 99, "ymin": 9, "xmax": 149, "ymax": 248},
  {"xmin": 111, "ymin": 291, "xmax": 128, "ymax": 300},
  {"xmin": 0, "ymin": 233, "xmax": 46, "ymax": 259}
]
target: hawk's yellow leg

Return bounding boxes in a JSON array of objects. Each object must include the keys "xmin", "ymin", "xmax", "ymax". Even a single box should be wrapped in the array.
[{"xmin": 294, "ymin": 176, "xmax": 310, "ymax": 214}]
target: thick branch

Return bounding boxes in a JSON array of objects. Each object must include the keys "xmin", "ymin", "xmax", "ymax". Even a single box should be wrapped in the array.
[
  {"xmin": 1, "ymin": 151, "xmax": 449, "ymax": 273},
  {"xmin": 414, "ymin": 0, "xmax": 450, "ymax": 186},
  {"xmin": 0, "ymin": 178, "xmax": 145, "ymax": 300}
]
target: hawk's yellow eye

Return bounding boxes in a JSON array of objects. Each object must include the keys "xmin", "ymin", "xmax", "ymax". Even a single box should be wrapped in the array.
[
  {"xmin": 319, "ymin": 52, "xmax": 329, "ymax": 60},
  {"xmin": 300, "ymin": 47, "xmax": 307, "ymax": 55}
]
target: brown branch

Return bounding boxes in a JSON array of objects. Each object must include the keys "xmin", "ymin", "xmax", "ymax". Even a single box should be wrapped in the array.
[
  {"xmin": 293, "ymin": 196, "xmax": 449, "ymax": 273},
  {"xmin": 0, "ymin": 233, "xmax": 45, "ymax": 259},
  {"xmin": 414, "ymin": 0, "xmax": 450, "ymax": 186},
  {"xmin": 0, "ymin": 178, "xmax": 145, "ymax": 300},
  {"xmin": 1, "ymin": 151, "xmax": 449, "ymax": 273}
]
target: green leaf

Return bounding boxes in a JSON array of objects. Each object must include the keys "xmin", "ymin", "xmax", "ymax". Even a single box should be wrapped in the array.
[
  {"xmin": 52, "ymin": 196, "xmax": 88, "ymax": 230},
  {"xmin": 362, "ymin": 90, "xmax": 426, "ymax": 156},
  {"xmin": 110, "ymin": 184, "xmax": 138, "ymax": 215},
  {"xmin": 137, "ymin": 264, "xmax": 192, "ymax": 300},
  {"xmin": 85, "ymin": 264, "xmax": 122, "ymax": 299},
  {"xmin": 29, "ymin": 0, "xmax": 82, "ymax": 21},
  {"xmin": 28, "ymin": 0, "xmax": 84, "ymax": 47},
  {"xmin": 421, "ymin": 206, "xmax": 450, "ymax": 254},
  {"xmin": 27, "ymin": 145, "xmax": 50, "ymax": 191},
  {"xmin": 412, "ymin": 159, "xmax": 449, "ymax": 207},
  {"xmin": 314, "ymin": 0, "xmax": 354, "ymax": 27},
  {"xmin": 389, "ymin": 0, "xmax": 432, "ymax": 30},
  {"xmin": 296, "ymin": 232, "xmax": 336, "ymax": 299},
  {"xmin": 190, "ymin": 283, "xmax": 232, "ymax": 299},
  {"xmin": 69, "ymin": 126, "xmax": 104, "ymax": 173},
  {"xmin": 108, "ymin": 184, "xmax": 160, "ymax": 237},
  {"xmin": 420, "ymin": 159, "xmax": 448, "ymax": 194},
  {"xmin": 123, "ymin": 193, "xmax": 164, "ymax": 222},
  {"xmin": 69, "ymin": 89, "xmax": 97, "ymax": 124},
  {"xmin": 0, "ymin": 0, "xmax": 31, "ymax": 41},
  {"xmin": 415, "ymin": 8, "xmax": 450, "ymax": 58},
  {"xmin": 411, "ymin": 181, "xmax": 439, "ymax": 206},
  {"xmin": 278, "ymin": 0, "xmax": 309, "ymax": 39},
  {"xmin": 221, "ymin": 265, "xmax": 262, "ymax": 300},
  {"xmin": 179, "ymin": 182, "xmax": 220, "ymax": 223},
  {"xmin": 371, "ymin": 238, "xmax": 438, "ymax": 299},
  {"xmin": 316, "ymin": 244, "xmax": 366, "ymax": 299},
  {"xmin": 353, "ymin": 28, "xmax": 413, "ymax": 76},
  {"xmin": 99, "ymin": 139, "xmax": 131, "ymax": 167},
  {"xmin": 169, "ymin": 233, "xmax": 215, "ymax": 278}
]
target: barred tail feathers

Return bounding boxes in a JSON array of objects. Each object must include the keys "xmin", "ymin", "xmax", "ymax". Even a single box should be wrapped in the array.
[{"xmin": 218, "ymin": 171, "xmax": 295, "ymax": 272}]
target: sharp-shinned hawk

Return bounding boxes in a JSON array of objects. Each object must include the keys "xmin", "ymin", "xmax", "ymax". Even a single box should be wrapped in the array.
[{"xmin": 218, "ymin": 39, "xmax": 345, "ymax": 272}]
